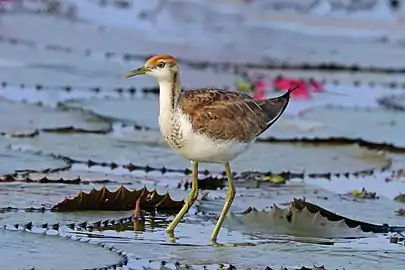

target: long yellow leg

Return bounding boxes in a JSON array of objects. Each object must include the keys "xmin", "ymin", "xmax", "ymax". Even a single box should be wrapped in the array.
[
  {"xmin": 166, "ymin": 161, "xmax": 199, "ymax": 234},
  {"xmin": 210, "ymin": 162, "xmax": 236, "ymax": 244}
]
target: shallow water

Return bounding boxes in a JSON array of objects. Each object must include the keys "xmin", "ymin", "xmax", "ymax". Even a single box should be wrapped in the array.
[{"xmin": 0, "ymin": 7, "xmax": 405, "ymax": 270}]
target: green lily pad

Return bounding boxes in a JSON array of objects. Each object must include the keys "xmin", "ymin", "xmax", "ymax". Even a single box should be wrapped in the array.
[
  {"xmin": 0, "ymin": 182, "xmax": 186, "ymax": 234},
  {"xmin": 62, "ymin": 96, "xmax": 159, "ymax": 128},
  {"xmin": 0, "ymin": 147, "xmax": 69, "ymax": 176},
  {"xmin": 0, "ymin": 97, "xmax": 110, "ymax": 135},
  {"xmin": 0, "ymin": 39, "xmax": 152, "ymax": 89},
  {"xmin": 265, "ymin": 106, "xmax": 405, "ymax": 148},
  {"xmin": 0, "ymin": 229, "xmax": 124, "ymax": 270},
  {"xmin": 80, "ymin": 187, "xmax": 405, "ymax": 270},
  {"xmin": 224, "ymin": 198, "xmax": 403, "ymax": 239},
  {"xmin": 19, "ymin": 170, "xmax": 157, "ymax": 185},
  {"xmin": 6, "ymin": 133, "xmax": 391, "ymax": 174},
  {"xmin": 194, "ymin": 183, "xmax": 405, "ymax": 260}
]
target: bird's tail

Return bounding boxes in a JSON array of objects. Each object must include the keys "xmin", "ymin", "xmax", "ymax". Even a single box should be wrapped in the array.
[
  {"xmin": 283, "ymin": 84, "xmax": 300, "ymax": 99},
  {"xmin": 255, "ymin": 85, "xmax": 299, "ymax": 138}
]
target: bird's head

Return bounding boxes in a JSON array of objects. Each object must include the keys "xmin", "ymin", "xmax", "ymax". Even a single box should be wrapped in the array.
[{"xmin": 124, "ymin": 54, "xmax": 179, "ymax": 81}]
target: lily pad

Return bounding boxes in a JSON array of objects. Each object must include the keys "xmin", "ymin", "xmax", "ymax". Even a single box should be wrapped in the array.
[
  {"xmin": 0, "ymin": 230, "xmax": 125, "ymax": 270},
  {"xmin": 0, "ymin": 81, "xmax": 126, "ymax": 108},
  {"xmin": 0, "ymin": 147, "xmax": 69, "ymax": 176},
  {"xmin": 225, "ymin": 198, "xmax": 403, "ymax": 239},
  {"xmin": 264, "ymin": 106, "xmax": 405, "ymax": 148},
  {"xmin": 21, "ymin": 180, "xmax": 399, "ymax": 270},
  {"xmin": 0, "ymin": 179, "xmax": 186, "ymax": 226},
  {"xmin": 279, "ymin": 83, "xmax": 405, "ymax": 116},
  {"xmin": 0, "ymin": 97, "xmax": 111, "ymax": 135},
  {"xmin": 2, "ymin": 169, "xmax": 164, "ymax": 186},
  {"xmin": 62, "ymin": 98, "xmax": 405, "ymax": 152},
  {"xmin": 6, "ymin": 133, "xmax": 391, "ymax": 175},
  {"xmin": 3, "ymin": 12, "xmax": 405, "ymax": 270},
  {"xmin": 199, "ymin": 182, "xmax": 405, "ymax": 228},
  {"xmin": 62, "ymin": 96, "xmax": 160, "ymax": 128},
  {"xmin": 78, "ymin": 207, "xmax": 404, "ymax": 270},
  {"xmin": 305, "ymin": 169, "xmax": 405, "ymax": 201},
  {"xmin": 0, "ymin": 40, "xmax": 154, "ymax": 89}
]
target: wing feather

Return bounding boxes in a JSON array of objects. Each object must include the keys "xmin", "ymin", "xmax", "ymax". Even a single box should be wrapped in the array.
[{"xmin": 179, "ymin": 88, "xmax": 291, "ymax": 142}]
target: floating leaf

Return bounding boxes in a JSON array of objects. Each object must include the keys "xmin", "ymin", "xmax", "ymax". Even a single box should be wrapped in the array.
[
  {"xmin": 0, "ymin": 175, "xmax": 81, "ymax": 184},
  {"xmin": 0, "ymin": 97, "xmax": 110, "ymax": 136},
  {"xmin": 7, "ymin": 133, "xmax": 177, "ymax": 167},
  {"xmin": 200, "ymin": 180, "xmax": 405, "ymax": 227},
  {"xmin": 7, "ymin": 133, "xmax": 391, "ymax": 174},
  {"xmin": 278, "ymin": 83, "xmax": 405, "ymax": 115},
  {"xmin": 0, "ymin": 37, "xmax": 151, "ymax": 89},
  {"xmin": 51, "ymin": 185, "xmax": 184, "ymax": 213},
  {"xmin": 0, "ymin": 229, "xmax": 126, "ymax": 270},
  {"xmin": 62, "ymin": 97, "xmax": 160, "ymax": 129},
  {"xmin": 264, "ymin": 106, "xmax": 405, "ymax": 148},
  {"xmin": 0, "ymin": 181, "xmax": 132, "ymax": 214},
  {"xmin": 0, "ymin": 170, "xmax": 144, "ymax": 185},
  {"xmin": 0, "ymin": 146, "xmax": 69, "ymax": 176},
  {"xmin": 4, "ymin": 25, "xmax": 405, "ymax": 72},
  {"xmin": 225, "ymin": 198, "xmax": 405, "ymax": 239}
]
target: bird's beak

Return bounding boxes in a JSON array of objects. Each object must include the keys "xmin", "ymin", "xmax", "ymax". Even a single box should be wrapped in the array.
[{"xmin": 123, "ymin": 67, "xmax": 150, "ymax": 78}]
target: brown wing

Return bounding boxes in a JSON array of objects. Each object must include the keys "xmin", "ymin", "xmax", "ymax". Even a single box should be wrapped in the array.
[{"xmin": 179, "ymin": 88, "xmax": 292, "ymax": 142}]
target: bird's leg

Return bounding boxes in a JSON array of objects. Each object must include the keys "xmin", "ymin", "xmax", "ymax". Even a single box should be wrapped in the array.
[
  {"xmin": 166, "ymin": 161, "xmax": 199, "ymax": 234},
  {"xmin": 210, "ymin": 162, "xmax": 236, "ymax": 244}
]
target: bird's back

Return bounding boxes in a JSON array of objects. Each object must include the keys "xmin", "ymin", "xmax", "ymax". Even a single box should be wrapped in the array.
[{"xmin": 179, "ymin": 88, "xmax": 292, "ymax": 143}]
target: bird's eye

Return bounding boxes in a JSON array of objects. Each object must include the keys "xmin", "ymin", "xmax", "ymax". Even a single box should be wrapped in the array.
[{"xmin": 157, "ymin": 62, "xmax": 165, "ymax": 68}]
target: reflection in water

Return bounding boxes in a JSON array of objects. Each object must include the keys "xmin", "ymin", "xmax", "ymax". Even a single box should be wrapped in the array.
[{"xmin": 85, "ymin": 215, "xmax": 170, "ymax": 234}]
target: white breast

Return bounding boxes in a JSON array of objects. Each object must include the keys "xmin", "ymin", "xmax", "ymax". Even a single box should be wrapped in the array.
[{"xmin": 160, "ymin": 112, "xmax": 251, "ymax": 164}]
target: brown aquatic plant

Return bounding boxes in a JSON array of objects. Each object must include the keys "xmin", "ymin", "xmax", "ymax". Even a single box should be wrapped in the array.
[{"xmin": 51, "ymin": 185, "xmax": 184, "ymax": 213}]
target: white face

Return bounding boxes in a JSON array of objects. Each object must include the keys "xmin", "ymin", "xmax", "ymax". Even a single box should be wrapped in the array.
[{"xmin": 147, "ymin": 62, "xmax": 179, "ymax": 81}]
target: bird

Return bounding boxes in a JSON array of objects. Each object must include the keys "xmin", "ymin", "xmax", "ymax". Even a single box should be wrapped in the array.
[{"xmin": 124, "ymin": 54, "xmax": 296, "ymax": 245}]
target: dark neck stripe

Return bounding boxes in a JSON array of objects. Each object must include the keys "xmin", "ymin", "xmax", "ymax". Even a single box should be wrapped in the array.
[{"xmin": 170, "ymin": 71, "xmax": 178, "ymax": 110}]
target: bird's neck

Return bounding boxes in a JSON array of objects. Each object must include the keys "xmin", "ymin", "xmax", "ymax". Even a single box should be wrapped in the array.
[{"xmin": 158, "ymin": 71, "xmax": 182, "ymax": 116}]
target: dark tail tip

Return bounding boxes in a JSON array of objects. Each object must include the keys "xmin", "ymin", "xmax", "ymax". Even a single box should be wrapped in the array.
[{"xmin": 281, "ymin": 84, "xmax": 300, "ymax": 99}]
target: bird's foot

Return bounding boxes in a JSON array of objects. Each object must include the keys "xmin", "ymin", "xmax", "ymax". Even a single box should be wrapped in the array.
[{"xmin": 166, "ymin": 229, "xmax": 177, "ymax": 243}]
